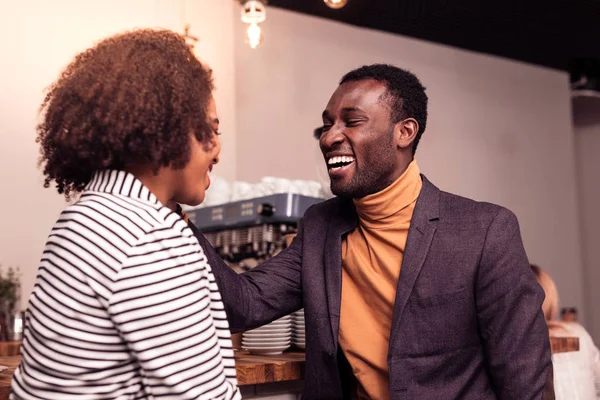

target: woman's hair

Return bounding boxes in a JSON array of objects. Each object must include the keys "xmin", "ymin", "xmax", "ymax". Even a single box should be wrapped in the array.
[
  {"xmin": 37, "ymin": 29, "xmax": 214, "ymax": 199},
  {"xmin": 531, "ymin": 264, "xmax": 560, "ymax": 322}
]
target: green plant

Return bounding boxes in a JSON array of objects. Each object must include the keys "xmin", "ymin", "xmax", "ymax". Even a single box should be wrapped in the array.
[{"xmin": 0, "ymin": 264, "xmax": 21, "ymax": 315}]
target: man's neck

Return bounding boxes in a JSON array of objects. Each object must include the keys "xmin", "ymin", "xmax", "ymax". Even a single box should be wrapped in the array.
[{"xmin": 352, "ymin": 160, "xmax": 422, "ymax": 227}]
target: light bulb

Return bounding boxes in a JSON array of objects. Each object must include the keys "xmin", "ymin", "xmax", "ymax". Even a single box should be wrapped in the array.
[
  {"xmin": 246, "ymin": 22, "xmax": 263, "ymax": 49},
  {"xmin": 241, "ymin": 0, "xmax": 266, "ymax": 24},
  {"xmin": 324, "ymin": 0, "xmax": 348, "ymax": 9}
]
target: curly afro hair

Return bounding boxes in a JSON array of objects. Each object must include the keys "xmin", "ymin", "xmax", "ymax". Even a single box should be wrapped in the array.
[
  {"xmin": 37, "ymin": 28, "xmax": 215, "ymax": 199},
  {"xmin": 340, "ymin": 64, "xmax": 428, "ymax": 155}
]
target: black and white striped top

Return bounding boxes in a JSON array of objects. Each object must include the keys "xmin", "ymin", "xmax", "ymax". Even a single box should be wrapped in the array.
[{"xmin": 12, "ymin": 170, "xmax": 240, "ymax": 400}]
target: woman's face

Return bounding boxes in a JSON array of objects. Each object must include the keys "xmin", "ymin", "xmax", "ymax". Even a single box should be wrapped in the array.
[{"xmin": 174, "ymin": 96, "xmax": 221, "ymax": 206}]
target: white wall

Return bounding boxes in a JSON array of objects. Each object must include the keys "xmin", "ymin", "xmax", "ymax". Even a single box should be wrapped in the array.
[
  {"xmin": 0, "ymin": 0, "xmax": 237, "ymax": 310},
  {"xmin": 0, "ymin": 2, "xmax": 592, "ymax": 324},
  {"xmin": 234, "ymin": 9, "xmax": 587, "ymax": 320},
  {"xmin": 573, "ymin": 97, "xmax": 600, "ymax": 342}
]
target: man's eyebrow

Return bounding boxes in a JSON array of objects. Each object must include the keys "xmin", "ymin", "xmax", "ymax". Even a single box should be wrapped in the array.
[{"xmin": 322, "ymin": 107, "xmax": 364, "ymax": 120}]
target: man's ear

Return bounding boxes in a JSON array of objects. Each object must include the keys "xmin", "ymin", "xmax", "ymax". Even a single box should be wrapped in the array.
[{"xmin": 394, "ymin": 118, "xmax": 419, "ymax": 150}]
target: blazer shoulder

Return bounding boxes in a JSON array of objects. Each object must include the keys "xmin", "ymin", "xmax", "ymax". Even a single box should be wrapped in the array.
[{"xmin": 438, "ymin": 190, "xmax": 516, "ymax": 225}]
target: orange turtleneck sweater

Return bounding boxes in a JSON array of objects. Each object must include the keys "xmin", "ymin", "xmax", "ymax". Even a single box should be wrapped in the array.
[{"xmin": 339, "ymin": 160, "xmax": 422, "ymax": 400}]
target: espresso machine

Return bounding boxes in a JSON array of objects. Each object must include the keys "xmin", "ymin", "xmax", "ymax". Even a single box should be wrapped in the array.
[{"xmin": 186, "ymin": 193, "xmax": 323, "ymax": 272}]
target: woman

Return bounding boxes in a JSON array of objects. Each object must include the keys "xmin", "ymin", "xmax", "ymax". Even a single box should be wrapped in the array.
[
  {"xmin": 531, "ymin": 264, "xmax": 600, "ymax": 399},
  {"xmin": 11, "ymin": 29, "xmax": 240, "ymax": 399}
]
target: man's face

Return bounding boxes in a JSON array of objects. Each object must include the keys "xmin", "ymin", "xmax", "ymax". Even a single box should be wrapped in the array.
[{"xmin": 320, "ymin": 80, "xmax": 400, "ymax": 198}]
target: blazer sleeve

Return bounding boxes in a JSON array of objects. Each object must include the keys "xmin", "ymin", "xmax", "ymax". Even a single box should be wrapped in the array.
[
  {"xmin": 475, "ymin": 207, "xmax": 553, "ymax": 400},
  {"xmin": 193, "ymin": 222, "xmax": 304, "ymax": 332}
]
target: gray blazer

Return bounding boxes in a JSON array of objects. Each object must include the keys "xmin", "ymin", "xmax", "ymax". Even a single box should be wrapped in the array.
[{"xmin": 202, "ymin": 176, "xmax": 553, "ymax": 399}]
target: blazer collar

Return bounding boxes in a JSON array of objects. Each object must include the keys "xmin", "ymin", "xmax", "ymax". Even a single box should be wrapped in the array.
[{"xmin": 324, "ymin": 174, "xmax": 441, "ymax": 351}]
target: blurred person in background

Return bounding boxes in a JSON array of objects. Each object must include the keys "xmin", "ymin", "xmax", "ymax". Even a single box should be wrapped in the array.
[
  {"xmin": 531, "ymin": 264, "xmax": 600, "ymax": 399},
  {"xmin": 562, "ymin": 307, "xmax": 579, "ymax": 323},
  {"xmin": 12, "ymin": 29, "xmax": 240, "ymax": 399}
]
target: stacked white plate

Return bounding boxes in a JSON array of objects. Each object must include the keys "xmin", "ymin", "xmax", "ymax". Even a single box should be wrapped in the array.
[
  {"xmin": 292, "ymin": 309, "xmax": 306, "ymax": 350},
  {"xmin": 242, "ymin": 316, "xmax": 292, "ymax": 355}
]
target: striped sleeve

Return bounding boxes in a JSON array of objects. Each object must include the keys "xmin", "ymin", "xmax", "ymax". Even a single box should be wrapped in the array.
[{"xmin": 108, "ymin": 225, "xmax": 241, "ymax": 400}]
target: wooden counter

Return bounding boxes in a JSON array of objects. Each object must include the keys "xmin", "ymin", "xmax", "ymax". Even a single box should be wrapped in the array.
[
  {"xmin": 0, "ymin": 350, "xmax": 305, "ymax": 398},
  {"xmin": 0, "ymin": 356, "xmax": 19, "ymax": 399},
  {"xmin": 0, "ymin": 337, "xmax": 579, "ymax": 398},
  {"xmin": 549, "ymin": 336, "xmax": 579, "ymax": 353},
  {"xmin": 235, "ymin": 350, "xmax": 305, "ymax": 385},
  {"xmin": 0, "ymin": 343, "xmax": 20, "ymax": 358}
]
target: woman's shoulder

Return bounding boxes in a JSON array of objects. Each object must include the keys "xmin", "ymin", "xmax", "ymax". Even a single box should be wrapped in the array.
[{"xmin": 60, "ymin": 191, "xmax": 168, "ymax": 244}]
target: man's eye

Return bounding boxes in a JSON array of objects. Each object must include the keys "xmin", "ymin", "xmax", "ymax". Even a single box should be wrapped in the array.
[
  {"xmin": 322, "ymin": 125, "xmax": 332, "ymax": 132},
  {"xmin": 346, "ymin": 120, "xmax": 362, "ymax": 127}
]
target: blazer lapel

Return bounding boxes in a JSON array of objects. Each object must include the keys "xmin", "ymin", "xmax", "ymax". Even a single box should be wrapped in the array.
[
  {"xmin": 388, "ymin": 175, "xmax": 440, "ymax": 353},
  {"xmin": 324, "ymin": 198, "xmax": 358, "ymax": 350}
]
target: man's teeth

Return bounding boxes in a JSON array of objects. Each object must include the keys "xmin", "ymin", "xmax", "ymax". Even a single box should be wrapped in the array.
[{"xmin": 327, "ymin": 156, "xmax": 355, "ymax": 165}]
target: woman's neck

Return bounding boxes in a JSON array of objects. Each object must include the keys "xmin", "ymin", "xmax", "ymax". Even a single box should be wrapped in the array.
[{"xmin": 125, "ymin": 165, "xmax": 174, "ymax": 206}]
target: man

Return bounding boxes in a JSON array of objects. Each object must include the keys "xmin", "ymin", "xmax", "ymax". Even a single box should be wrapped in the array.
[{"xmin": 198, "ymin": 64, "xmax": 553, "ymax": 399}]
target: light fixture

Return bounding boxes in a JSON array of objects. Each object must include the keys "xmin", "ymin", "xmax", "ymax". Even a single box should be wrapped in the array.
[
  {"xmin": 240, "ymin": 0, "xmax": 266, "ymax": 49},
  {"xmin": 246, "ymin": 22, "xmax": 263, "ymax": 49},
  {"xmin": 324, "ymin": 0, "xmax": 348, "ymax": 9}
]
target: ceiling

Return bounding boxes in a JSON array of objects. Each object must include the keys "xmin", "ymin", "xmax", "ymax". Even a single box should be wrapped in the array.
[{"xmin": 268, "ymin": 0, "xmax": 600, "ymax": 72}]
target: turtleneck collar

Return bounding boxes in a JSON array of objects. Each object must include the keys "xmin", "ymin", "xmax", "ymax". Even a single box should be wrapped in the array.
[{"xmin": 353, "ymin": 160, "xmax": 422, "ymax": 229}]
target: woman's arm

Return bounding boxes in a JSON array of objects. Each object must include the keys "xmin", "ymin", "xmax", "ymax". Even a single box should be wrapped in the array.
[{"xmin": 109, "ymin": 227, "xmax": 240, "ymax": 399}]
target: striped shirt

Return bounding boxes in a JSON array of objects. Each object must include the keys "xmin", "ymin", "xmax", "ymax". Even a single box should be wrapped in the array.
[{"xmin": 12, "ymin": 170, "xmax": 241, "ymax": 400}]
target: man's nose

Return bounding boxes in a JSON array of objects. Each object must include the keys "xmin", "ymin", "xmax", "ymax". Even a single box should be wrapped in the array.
[{"xmin": 320, "ymin": 124, "xmax": 345, "ymax": 150}]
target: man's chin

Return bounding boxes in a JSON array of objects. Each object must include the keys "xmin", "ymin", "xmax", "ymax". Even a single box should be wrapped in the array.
[
  {"xmin": 330, "ymin": 179, "xmax": 378, "ymax": 199},
  {"xmin": 330, "ymin": 181, "xmax": 356, "ymax": 198}
]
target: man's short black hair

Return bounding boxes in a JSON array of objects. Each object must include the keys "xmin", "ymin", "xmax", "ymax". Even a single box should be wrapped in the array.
[{"xmin": 340, "ymin": 64, "xmax": 428, "ymax": 155}]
